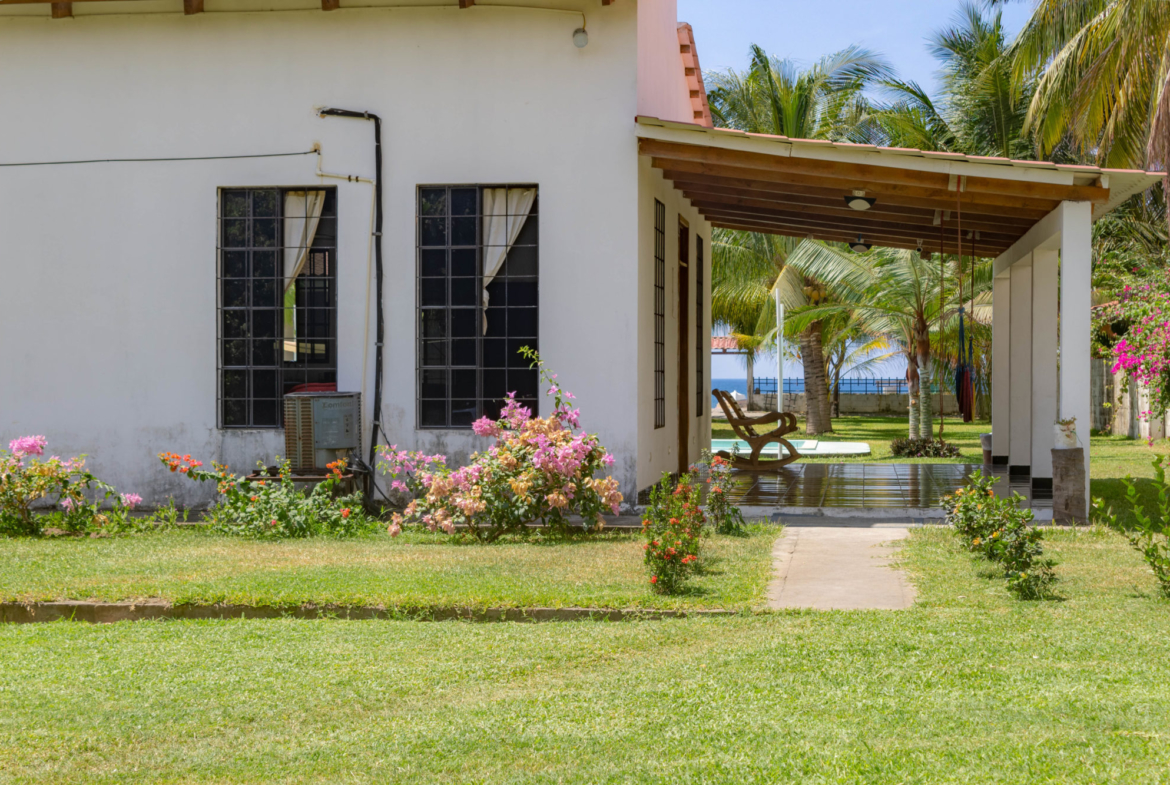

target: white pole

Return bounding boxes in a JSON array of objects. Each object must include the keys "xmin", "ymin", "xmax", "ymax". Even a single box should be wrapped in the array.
[{"xmin": 776, "ymin": 292, "xmax": 785, "ymax": 413}]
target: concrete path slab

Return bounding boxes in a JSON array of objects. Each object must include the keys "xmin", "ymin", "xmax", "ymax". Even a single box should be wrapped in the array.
[{"xmin": 766, "ymin": 526, "xmax": 917, "ymax": 610}]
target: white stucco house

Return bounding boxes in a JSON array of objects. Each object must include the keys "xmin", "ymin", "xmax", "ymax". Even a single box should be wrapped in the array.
[
  {"xmin": 0, "ymin": 0, "xmax": 715, "ymax": 504},
  {"xmin": 2, "ymin": 0, "xmax": 1162, "ymax": 509}
]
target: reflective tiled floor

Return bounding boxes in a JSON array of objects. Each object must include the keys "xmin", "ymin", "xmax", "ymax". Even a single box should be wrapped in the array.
[{"xmin": 723, "ymin": 464, "xmax": 1053, "ymax": 510}]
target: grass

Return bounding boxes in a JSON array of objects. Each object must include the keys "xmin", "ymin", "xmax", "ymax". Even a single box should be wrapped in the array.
[
  {"xmin": 0, "ymin": 528, "xmax": 778, "ymax": 612},
  {"xmin": 2, "ymin": 527, "xmax": 1170, "ymax": 783}
]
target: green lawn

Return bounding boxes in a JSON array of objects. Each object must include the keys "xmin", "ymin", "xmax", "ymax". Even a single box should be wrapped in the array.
[
  {"xmin": 0, "ymin": 529, "xmax": 778, "ymax": 612},
  {"xmin": 2, "ymin": 527, "xmax": 1170, "ymax": 783}
]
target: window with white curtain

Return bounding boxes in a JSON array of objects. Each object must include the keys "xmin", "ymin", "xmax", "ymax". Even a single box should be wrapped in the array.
[
  {"xmin": 416, "ymin": 185, "xmax": 539, "ymax": 429},
  {"xmin": 217, "ymin": 187, "xmax": 337, "ymax": 429}
]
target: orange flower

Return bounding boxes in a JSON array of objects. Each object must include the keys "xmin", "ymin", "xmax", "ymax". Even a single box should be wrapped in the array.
[{"xmin": 341, "ymin": 508, "xmax": 351, "ymax": 519}]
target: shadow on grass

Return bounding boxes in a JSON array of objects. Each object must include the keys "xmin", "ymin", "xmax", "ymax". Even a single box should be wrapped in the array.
[{"xmin": 1091, "ymin": 478, "xmax": 1169, "ymax": 529}]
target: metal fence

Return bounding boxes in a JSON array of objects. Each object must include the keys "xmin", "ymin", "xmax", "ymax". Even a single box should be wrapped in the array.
[{"xmin": 754, "ymin": 378, "xmax": 945, "ymax": 396}]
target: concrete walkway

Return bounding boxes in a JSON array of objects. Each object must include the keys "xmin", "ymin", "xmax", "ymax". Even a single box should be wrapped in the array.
[{"xmin": 766, "ymin": 523, "xmax": 917, "ymax": 610}]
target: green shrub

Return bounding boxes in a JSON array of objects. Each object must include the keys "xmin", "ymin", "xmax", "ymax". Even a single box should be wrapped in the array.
[
  {"xmin": 943, "ymin": 470, "xmax": 1056, "ymax": 599},
  {"xmin": 642, "ymin": 473, "xmax": 705, "ymax": 594},
  {"xmin": 158, "ymin": 454, "xmax": 376, "ymax": 539},
  {"xmin": 698, "ymin": 451, "xmax": 748, "ymax": 536},
  {"xmin": 890, "ymin": 437, "xmax": 962, "ymax": 458},
  {"xmin": 1093, "ymin": 456, "xmax": 1170, "ymax": 597},
  {"xmin": 1, "ymin": 436, "xmax": 140, "ymax": 537}
]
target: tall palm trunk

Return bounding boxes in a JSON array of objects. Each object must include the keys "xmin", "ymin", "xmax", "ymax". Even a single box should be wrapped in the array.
[
  {"xmin": 800, "ymin": 322, "xmax": 832, "ymax": 435},
  {"xmin": 913, "ymin": 315, "xmax": 933, "ymax": 440},
  {"xmin": 918, "ymin": 358, "xmax": 934, "ymax": 439},
  {"xmin": 907, "ymin": 351, "xmax": 920, "ymax": 438}
]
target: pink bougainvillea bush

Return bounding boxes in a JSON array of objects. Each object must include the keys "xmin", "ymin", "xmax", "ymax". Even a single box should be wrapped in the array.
[
  {"xmin": 379, "ymin": 349, "xmax": 623, "ymax": 542},
  {"xmin": 0, "ymin": 435, "xmax": 140, "ymax": 536},
  {"xmin": 1102, "ymin": 280, "xmax": 1170, "ymax": 422}
]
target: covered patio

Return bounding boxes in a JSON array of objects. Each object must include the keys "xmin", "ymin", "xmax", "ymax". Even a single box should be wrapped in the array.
[{"xmin": 639, "ymin": 116, "xmax": 1164, "ymax": 510}]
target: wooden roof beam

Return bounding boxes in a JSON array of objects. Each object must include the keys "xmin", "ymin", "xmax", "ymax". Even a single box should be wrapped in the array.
[
  {"xmin": 652, "ymin": 157, "xmax": 1062, "ymax": 213},
  {"xmin": 677, "ymin": 185, "xmax": 1034, "ymax": 233},
  {"xmin": 697, "ymin": 207, "xmax": 1014, "ymax": 249},
  {"xmin": 704, "ymin": 215, "xmax": 1010, "ymax": 256},
  {"xmin": 658, "ymin": 168, "xmax": 1051, "ymax": 222},
  {"xmin": 50, "ymin": 2, "xmax": 70, "ymax": 17},
  {"xmin": 641, "ymin": 138, "xmax": 1110, "ymax": 204},
  {"xmin": 689, "ymin": 199, "xmax": 1025, "ymax": 244},
  {"xmin": 183, "ymin": 0, "xmax": 202, "ymax": 13},
  {"xmin": 322, "ymin": 0, "xmax": 339, "ymax": 9}
]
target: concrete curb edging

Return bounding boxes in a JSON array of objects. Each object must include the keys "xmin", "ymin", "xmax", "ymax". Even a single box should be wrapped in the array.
[{"xmin": 0, "ymin": 601, "xmax": 739, "ymax": 625}]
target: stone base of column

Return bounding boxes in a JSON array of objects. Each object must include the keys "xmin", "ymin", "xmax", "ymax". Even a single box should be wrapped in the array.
[{"xmin": 1052, "ymin": 448, "xmax": 1087, "ymax": 525}]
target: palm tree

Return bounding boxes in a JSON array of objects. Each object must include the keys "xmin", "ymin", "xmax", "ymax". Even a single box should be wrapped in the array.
[
  {"xmin": 783, "ymin": 244, "xmax": 993, "ymax": 439},
  {"xmin": 710, "ymin": 231, "xmax": 838, "ymax": 434},
  {"xmin": 1002, "ymin": 0, "xmax": 1170, "ymax": 175},
  {"xmin": 708, "ymin": 45, "xmax": 891, "ymax": 435},
  {"xmin": 866, "ymin": 3, "xmax": 1035, "ymax": 159}
]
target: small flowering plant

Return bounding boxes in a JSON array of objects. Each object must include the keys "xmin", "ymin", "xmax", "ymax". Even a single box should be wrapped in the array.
[
  {"xmin": 642, "ymin": 472, "xmax": 705, "ymax": 594},
  {"xmin": 378, "ymin": 349, "xmax": 623, "ymax": 542},
  {"xmin": 158, "ymin": 453, "xmax": 375, "ymax": 538},
  {"xmin": 1, "ymin": 435, "xmax": 140, "ymax": 537},
  {"xmin": 1102, "ymin": 277, "xmax": 1170, "ymax": 420},
  {"xmin": 697, "ymin": 450, "xmax": 748, "ymax": 536}
]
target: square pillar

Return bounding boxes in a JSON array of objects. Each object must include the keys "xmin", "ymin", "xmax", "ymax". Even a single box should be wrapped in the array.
[
  {"xmin": 1060, "ymin": 201, "xmax": 1093, "ymax": 505},
  {"xmin": 1031, "ymin": 249, "xmax": 1059, "ymax": 480},
  {"xmin": 1009, "ymin": 256, "xmax": 1033, "ymax": 474},
  {"xmin": 991, "ymin": 273, "xmax": 1011, "ymax": 461}
]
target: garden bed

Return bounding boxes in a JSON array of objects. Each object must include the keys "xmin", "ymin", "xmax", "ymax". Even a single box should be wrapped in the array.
[{"xmin": 0, "ymin": 528, "xmax": 779, "ymax": 612}]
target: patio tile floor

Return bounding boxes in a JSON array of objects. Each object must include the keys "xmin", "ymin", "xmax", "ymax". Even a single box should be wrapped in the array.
[{"xmin": 723, "ymin": 464, "xmax": 1052, "ymax": 511}]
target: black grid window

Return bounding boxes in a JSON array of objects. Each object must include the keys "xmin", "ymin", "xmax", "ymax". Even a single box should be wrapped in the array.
[
  {"xmin": 696, "ymin": 236, "xmax": 705, "ymax": 418},
  {"xmin": 654, "ymin": 200, "xmax": 666, "ymax": 430},
  {"xmin": 218, "ymin": 188, "xmax": 337, "ymax": 428},
  {"xmin": 417, "ymin": 185, "xmax": 539, "ymax": 429}
]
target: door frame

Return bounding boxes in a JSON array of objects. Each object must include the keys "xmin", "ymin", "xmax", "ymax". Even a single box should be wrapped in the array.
[{"xmin": 677, "ymin": 218, "xmax": 690, "ymax": 476}]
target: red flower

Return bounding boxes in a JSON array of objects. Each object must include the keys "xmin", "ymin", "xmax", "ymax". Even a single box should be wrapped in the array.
[
  {"xmin": 341, "ymin": 508, "xmax": 351, "ymax": 519},
  {"xmin": 650, "ymin": 576, "xmax": 658, "ymax": 584}
]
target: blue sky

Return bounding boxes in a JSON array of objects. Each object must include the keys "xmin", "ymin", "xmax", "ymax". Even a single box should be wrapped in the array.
[
  {"xmin": 688, "ymin": 0, "xmax": 1033, "ymax": 379},
  {"xmin": 677, "ymin": 0, "xmax": 1033, "ymax": 95}
]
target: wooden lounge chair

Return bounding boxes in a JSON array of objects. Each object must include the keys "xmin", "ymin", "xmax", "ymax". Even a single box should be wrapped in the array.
[{"xmin": 712, "ymin": 389, "xmax": 803, "ymax": 471}]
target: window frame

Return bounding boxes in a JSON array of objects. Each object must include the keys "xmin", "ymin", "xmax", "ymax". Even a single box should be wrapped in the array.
[
  {"xmin": 654, "ymin": 199, "xmax": 667, "ymax": 430},
  {"xmin": 415, "ymin": 184, "xmax": 540, "ymax": 431},
  {"xmin": 216, "ymin": 186, "xmax": 338, "ymax": 430},
  {"xmin": 696, "ymin": 235, "xmax": 705, "ymax": 418}
]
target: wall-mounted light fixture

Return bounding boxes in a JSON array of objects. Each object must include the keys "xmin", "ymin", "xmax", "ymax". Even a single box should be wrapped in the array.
[
  {"xmin": 845, "ymin": 190, "xmax": 876, "ymax": 211},
  {"xmin": 573, "ymin": 26, "xmax": 589, "ymax": 47}
]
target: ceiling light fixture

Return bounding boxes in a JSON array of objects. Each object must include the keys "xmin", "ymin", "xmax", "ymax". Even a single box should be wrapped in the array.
[
  {"xmin": 573, "ymin": 26, "xmax": 589, "ymax": 48},
  {"xmin": 845, "ymin": 190, "xmax": 876, "ymax": 211},
  {"xmin": 849, "ymin": 235, "xmax": 871, "ymax": 253}
]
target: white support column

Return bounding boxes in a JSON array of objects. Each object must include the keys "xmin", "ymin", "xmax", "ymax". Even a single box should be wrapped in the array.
[
  {"xmin": 1060, "ymin": 201, "xmax": 1094, "ymax": 502},
  {"xmin": 1009, "ymin": 256, "xmax": 1033, "ymax": 472},
  {"xmin": 1031, "ymin": 249, "xmax": 1059, "ymax": 479},
  {"xmin": 992, "ymin": 273, "xmax": 1011, "ymax": 461}
]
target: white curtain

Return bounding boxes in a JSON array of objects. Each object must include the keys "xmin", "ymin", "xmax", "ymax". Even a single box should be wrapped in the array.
[
  {"xmin": 481, "ymin": 187, "xmax": 536, "ymax": 334},
  {"xmin": 283, "ymin": 190, "xmax": 326, "ymax": 362}
]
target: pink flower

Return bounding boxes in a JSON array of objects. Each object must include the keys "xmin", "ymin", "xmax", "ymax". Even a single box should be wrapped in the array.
[
  {"xmin": 472, "ymin": 417, "xmax": 500, "ymax": 438},
  {"xmin": 9, "ymin": 435, "xmax": 47, "ymax": 457},
  {"xmin": 388, "ymin": 522, "xmax": 402, "ymax": 537},
  {"xmin": 120, "ymin": 493, "xmax": 142, "ymax": 509},
  {"xmin": 60, "ymin": 497, "xmax": 76, "ymax": 512}
]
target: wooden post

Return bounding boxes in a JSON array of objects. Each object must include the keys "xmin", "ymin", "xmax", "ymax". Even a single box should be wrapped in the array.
[{"xmin": 51, "ymin": 3, "xmax": 72, "ymax": 19}]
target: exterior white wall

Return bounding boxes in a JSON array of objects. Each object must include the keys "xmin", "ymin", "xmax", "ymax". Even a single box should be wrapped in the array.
[
  {"xmin": 0, "ymin": 2, "xmax": 644, "ymax": 504},
  {"xmin": 636, "ymin": 157, "xmax": 711, "ymax": 492},
  {"xmin": 636, "ymin": 0, "xmax": 693, "ymax": 123},
  {"xmin": 1031, "ymin": 248, "xmax": 1059, "ymax": 477},
  {"xmin": 1059, "ymin": 201, "xmax": 1093, "ymax": 501},
  {"xmin": 991, "ymin": 273, "xmax": 1011, "ymax": 459},
  {"xmin": 1008, "ymin": 257, "xmax": 1033, "ymax": 470}
]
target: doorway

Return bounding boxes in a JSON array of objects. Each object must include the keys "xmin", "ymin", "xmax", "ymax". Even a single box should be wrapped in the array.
[{"xmin": 677, "ymin": 218, "xmax": 690, "ymax": 476}]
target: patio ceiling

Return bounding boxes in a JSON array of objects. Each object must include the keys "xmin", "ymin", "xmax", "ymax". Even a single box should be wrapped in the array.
[{"xmin": 638, "ymin": 116, "xmax": 1164, "ymax": 258}]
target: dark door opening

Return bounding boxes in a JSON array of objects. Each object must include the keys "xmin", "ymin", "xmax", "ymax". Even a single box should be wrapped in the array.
[{"xmin": 677, "ymin": 218, "xmax": 690, "ymax": 476}]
